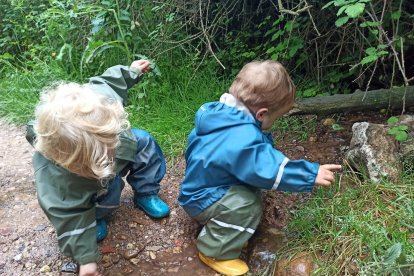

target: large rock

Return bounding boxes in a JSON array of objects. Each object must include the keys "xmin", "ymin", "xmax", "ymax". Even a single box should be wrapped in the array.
[
  {"xmin": 398, "ymin": 115, "xmax": 414, "ymax": 157},
  {"xmin": 345, "ymin": 122, "xmax": 402, "ymax": 183}
]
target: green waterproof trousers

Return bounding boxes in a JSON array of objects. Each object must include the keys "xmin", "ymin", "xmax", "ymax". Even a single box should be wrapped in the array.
[{"xmin": 193, "ymin": 185, "xmax": 263, "ymax": 260}]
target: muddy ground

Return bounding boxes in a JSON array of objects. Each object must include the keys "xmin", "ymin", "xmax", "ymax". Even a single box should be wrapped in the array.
[{"xmin": 0, "ymin": 112, "xmax": 388, "ymax": 276}]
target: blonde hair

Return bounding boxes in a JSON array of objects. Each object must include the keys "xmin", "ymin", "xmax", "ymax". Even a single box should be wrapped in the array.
[
  {"xmin": 229, "ymin": 60, "xmax": 295, "ymax": 111},
  {"xmin": 34, "ymin": 83, "xmax": 130, "ymax": 180}
]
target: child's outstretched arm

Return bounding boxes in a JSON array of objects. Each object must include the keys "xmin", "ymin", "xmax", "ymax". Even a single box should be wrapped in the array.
[
  {"xmin": 88, "ymin": 59, "xmax": 151, "ymax": 106},
  {"xmin": 315, "ymin": 164, "xmax": 342, "ymax": 186}
]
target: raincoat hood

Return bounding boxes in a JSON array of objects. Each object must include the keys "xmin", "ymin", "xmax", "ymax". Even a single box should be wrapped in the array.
[{"xmin": 194, "ymin": 93, "xmax": 260, "ymax": 135}]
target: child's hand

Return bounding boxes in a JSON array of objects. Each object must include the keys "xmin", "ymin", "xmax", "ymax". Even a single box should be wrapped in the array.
[
  {"xmin": 131, "ymin": 59, "xmax": 151, "ymax": 74},
  {"xmin": 79, "ymin": 262, "xmax": 101, "ymax": 276},
  {"xmin": 315, "ymin": 164, "xmax": 342, "ymax": 187}
]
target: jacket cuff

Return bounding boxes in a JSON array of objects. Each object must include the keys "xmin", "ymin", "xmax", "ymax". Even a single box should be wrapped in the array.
[
  {"xmin": 129, "ymin": 65, "xmax": 143, "ymax": 76},
  {"xmin": 76, "ymin": 252, "xmax": 101, "ymax": 265}
]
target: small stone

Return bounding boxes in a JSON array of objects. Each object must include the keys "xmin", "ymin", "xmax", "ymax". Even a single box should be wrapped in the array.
[
  {"xmin": 126, "ymin": 243, "xmax": 134, "ymax": 249},
  {"xmin": 149, "ymin": 251, "xmax": 156, "ymax": 259},
  {"xmin": 61, "ymin": 262, "xmax": 78, "ymax": 273},
  {"xmin": 35, "ymin": 224, "xmax": 46, "ymax": 231},
  {"xmin": 0, "ymin": 227, "xmax": 13, "ymax": 236},
  {"xmin": 111, "ymin": 254, "xmax": 121, "ymax": 264},
  {"xmin": 308, "ymin": 136, "xmax": 318, "ymax": 142},
  {"xmin": 124, "ymin": 249, "xmax": 139, "ymax": 259},
  {"xmin": 39, "ymin": 265, "xmax": 51, "ymax": 273},
  {"xmin": 122, "ymin": 266, "xmax": 135, "ymax": 274},
  {"xmin": 294, "ymin": 146, "xmax": 305, "ymax": 152},
  {"xmin": 13, "ymin": 253, "xmax": 22, "ymax": 261},
  {"xmin": 167, "ymin": 267, "xmax": 180, "ymax": 273},
  {"xmin": 187, "ymin": 257, "xmax": 193, "ymax": 261},
  {"xmin": 322, "ymin": 118, "xmax": 335, "ymax": 126},
  {"xmin": 133, "ymin": 218, "xmax": 150, "ymax": 226},
  {"xmin": 130, "ymin": 258, "xmax": 139, "ymax": 266},
  {"xmin": 2, "ymin": 247, "xmax": 8, "ymax": 253},
  {"xmin": 101, "ymin": 245, "xmax": 115, "ymax": 254},
  {"xmin": 146, "ymin": 246, "xmax": 162, "ymax": 251}
]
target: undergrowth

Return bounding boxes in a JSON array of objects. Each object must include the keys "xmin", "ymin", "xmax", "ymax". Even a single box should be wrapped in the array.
[{"xmin": 280, "ymin": 164, "xmax": 414, "ymax": 275}]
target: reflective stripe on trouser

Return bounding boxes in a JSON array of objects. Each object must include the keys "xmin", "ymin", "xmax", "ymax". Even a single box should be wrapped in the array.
[
  {"xmin": 193, "ymin": 185, "xmax": 263, "ymax": 260},
  {"xmin": 95, "ymin": 176, "xmax": 125, "ymax": 220}
]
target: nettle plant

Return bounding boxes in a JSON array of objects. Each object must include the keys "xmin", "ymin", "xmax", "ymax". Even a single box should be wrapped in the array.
[{"xmin": 387, "ymin": 116, "xmax": 409, "ymax": 142}]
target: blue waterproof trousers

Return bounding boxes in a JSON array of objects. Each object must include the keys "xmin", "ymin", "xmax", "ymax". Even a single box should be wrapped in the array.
[{"xmin": 95, "ymin": 128, "xmax": 166, "ymax": 219}]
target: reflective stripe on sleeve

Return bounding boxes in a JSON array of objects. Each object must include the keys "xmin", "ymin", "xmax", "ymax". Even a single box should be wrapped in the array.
[{"xmin": 272, "ymin": 157, "xmax": 289, "ymax": 190}]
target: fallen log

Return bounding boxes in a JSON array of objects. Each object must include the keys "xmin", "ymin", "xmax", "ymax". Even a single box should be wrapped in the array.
[{"xmin": 289, "ymin": 86, "xmax": 414, "ymax": 115}]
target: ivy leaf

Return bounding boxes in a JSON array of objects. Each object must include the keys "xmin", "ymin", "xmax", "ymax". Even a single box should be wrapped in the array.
[
  {"xmin": 388, "ymin": 127, "xmax": 399, "ymax": 135},
  {"xmin": 395, "ymin": 131, "xmax": 408, "ymax": 142},
  {"xmin": 335, "ymin": 16, "xmax": 349, "ymax": 27},
  {"xmin": 345, "ymin": 3, "xmax": 365, "ymax": 18},
  {"xmin": 397, "ymin": 125, "xmax": 408, "ymax": 131},
  {"xmin": 387, "ymin": 116, "xmax": 399, "ymax": 125}
]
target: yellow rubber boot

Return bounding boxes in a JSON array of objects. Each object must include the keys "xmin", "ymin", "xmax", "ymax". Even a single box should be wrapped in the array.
[{"xmin": 198, "ymin": 252, "xmax": 249, "ymax": 276}]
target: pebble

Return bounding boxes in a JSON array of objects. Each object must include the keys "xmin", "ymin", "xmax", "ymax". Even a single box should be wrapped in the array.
[
  {"xmin": 39, "ymin": 265, "xmax": 51, "ymax": 273},
  {"xmin": 13, "ymin": 253, "xmax": 22, "ymax": 261},
  {"xmin": 149, "ymin": 252, "xmax": 156, "ymax": 259},
  {"xmin": 35, "ymin": 224, "xmax": 46, "ymax": 231},
  {"xmin": 167, "ymin": 267, "xmax": 180, "ymax": 273},
  {"xmin": 130, "ymin": 258, "xmax": 139, "ymax": 266},
  {"xmin": 146, "ymin": 246, "xmax": 162, "ymax": 251},
  {"xmin": 124, "ymin": 249, "xmax": 139, "ymax": 259},
  {"xmin": 111, "ymin": 254, "xmax": 120, "ymax": 264}
]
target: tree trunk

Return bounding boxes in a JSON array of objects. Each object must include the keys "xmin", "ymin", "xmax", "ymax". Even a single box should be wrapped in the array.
[{"xmin": 290, "ymin": 86, "xmax": 414, "ymax": 115}]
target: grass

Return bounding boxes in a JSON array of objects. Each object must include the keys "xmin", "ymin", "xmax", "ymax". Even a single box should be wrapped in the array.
[
  {"xmin": 0, "ymin": 57, "xmax": 229, "ymax": 157},
  {"xmin": 279, "ymin": 163, "xmax": 414, "ymax": 275}
]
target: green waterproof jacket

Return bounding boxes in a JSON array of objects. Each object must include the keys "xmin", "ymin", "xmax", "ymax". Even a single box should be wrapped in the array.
[{"xmin": 26, "ymin": 65, "xmax": 142, "ymax": 264}]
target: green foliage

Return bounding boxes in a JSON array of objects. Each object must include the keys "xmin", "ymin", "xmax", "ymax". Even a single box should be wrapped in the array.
[
  {"xmin": 387, "ymin": 116, "xmax": 409, "ymax": 142},
  {"xmin": 284, "ymin": 173, "xmax": 414, "ymax": 275}
]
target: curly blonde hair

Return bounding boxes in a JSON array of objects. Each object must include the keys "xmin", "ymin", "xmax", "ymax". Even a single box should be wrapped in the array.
[
  {"xmin": 34, "ymin": 83, "xmax": 130, "ymax": 179},
  {"xmin": 229, "ymin": 60, "xmax": 295, "ymax": 111}
]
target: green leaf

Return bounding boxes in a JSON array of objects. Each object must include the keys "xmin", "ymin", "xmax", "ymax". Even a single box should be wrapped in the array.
[
  {"xmin": 360, "ymin": 55, "xmax": 378, "ymax": 65},
  {"xmin": 335, "ymin": 16, "xmax": 349, "ymax": 27},
  {"xmin": 345, "ymin": 3, "xmax": 365, "ymax": 18},
  {"xmin": 383, "ymin": 243, "xmax": 402, "ymax": 265},
  {"xmin": 387, "ymin": 116, "xmax": 399, "ymax": 125},
  {"xmin": 395, "ymin": 131, "xmax": 408, "ymax": 142},
  {"xmin": 360, "ymin": 21, "xmax": 380, "ymax": 27},
  {"xmin": 397, "ymin": 125, "xmax": 408, "ymax": 131},
  {"xmin": 388, "ymin": 127, "xmax": 399, "ymax": 135},
  {"xmin": 337, "ymin": 5, "xmax": 348, "ymax": 16},
  {"xmin": 322, "ymin": 1, "xmax": 335, "ymax": 9},
  {"xmin": 391, "ymin": 10, "xmax": 401, "ymax": 20},
  {"xmin": 365, "ymin": 47, "xmax": 377, "ymax": 55}
]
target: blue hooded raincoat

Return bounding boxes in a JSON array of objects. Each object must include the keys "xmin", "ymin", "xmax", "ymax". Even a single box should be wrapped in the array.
[{"xmin": 178, "ymin": 94, "xmax": 320, "ymax": 217}]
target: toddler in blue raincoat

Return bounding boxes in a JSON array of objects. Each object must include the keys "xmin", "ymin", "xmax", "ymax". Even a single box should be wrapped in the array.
[{"xmin": 178, "ymin": 60, "xmax": 341, "ymax": 276}]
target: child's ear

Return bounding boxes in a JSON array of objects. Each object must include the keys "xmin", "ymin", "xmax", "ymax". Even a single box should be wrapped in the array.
[{"xmin": 255, "ymin": 108, "xmax": 268, "ymax": 122}]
